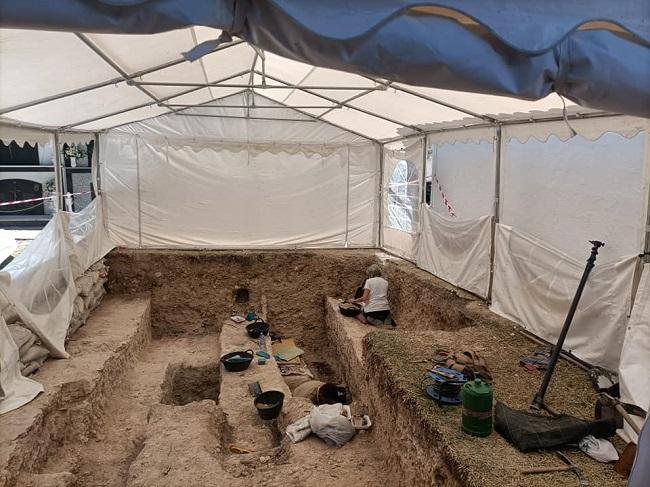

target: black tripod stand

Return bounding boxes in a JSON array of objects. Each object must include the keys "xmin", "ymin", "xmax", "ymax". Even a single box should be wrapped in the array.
[{"xmin": 531, "ymin": 240, "xmax": 605, "ymax": 412}]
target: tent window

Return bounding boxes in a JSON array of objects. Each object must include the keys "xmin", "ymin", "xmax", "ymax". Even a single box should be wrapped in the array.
[{"xmin": 387, "ymin": 159, "xmax": 420, "ymax": 233}]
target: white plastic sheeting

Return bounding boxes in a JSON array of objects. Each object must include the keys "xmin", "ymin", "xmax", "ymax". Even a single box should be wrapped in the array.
[
  {"xmin": 620, "ymin": 264, "xmax": 650, "ymax": 412},
  {"xmin": 417, "ymin": 208, "xmax": 492, "ymax": 298},
  {"xmin": 0, "ymin": 316, "xmax": 43, "ymax": 415},
  {"xmin": 0, "ymin": 197, "xmax": 114, "ymax": 414},
  {"xmin": 67, "ymin": 199, "xmax": 114, "ymax": 277},
  {"xmin": 382, "ymin": 138, "xmax": 423, "ymax": 260},
  {"xmin": 0, "ymin": 230, "xmax": 17, "ymax": 264},
  {"xmin": 101, "ymin": 94, "xmax": 379, "ymax": 248},
  {"xmin": 490, "ymin": 224, "xmax": 637, "ymax": 369},
  {"xmin": 0, "ymin": 214, "xmax": 77, "ymax": 359}
]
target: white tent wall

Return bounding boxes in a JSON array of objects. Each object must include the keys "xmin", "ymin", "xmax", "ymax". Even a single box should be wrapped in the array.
[
  {"xmin": 620, "ymin": 264, "xmax": 650, "ymax": 414},
  {"xmin": 100, "ymin": 94, "xmax": 379, "ymax": 249},
  {"xmin": 382, "ymin": 116, "xmax": 650, "ymax": 377},
  {"xmin": 416, "ymin": 127, "xmax": 496, "ymax": 298},
  {"xmin": 490, "ymin": 124, "xmax": 649, "ymax": 369},
  {"xmin": 499, "ymin": 130, "xmax": 648, "ymax": 263}
]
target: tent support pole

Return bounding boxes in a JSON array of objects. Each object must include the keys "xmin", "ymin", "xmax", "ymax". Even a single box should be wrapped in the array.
[
  {"xmin": 421, "ymin": 137, "xmax": 428, "ymax": 206},
  {"xmin": 53, "ymin": 132, "xmax": 64, "ymax": 211},
  {"xmin": 345, "ymin": 145, "xmax": 351, "ymax": 248},
  {"xmin": 487, "ymin": 125, "xmax": 503, "ymax": 304},
  {"xmin": 642, "ymin": 133, "xmax": 650, "ymax": 262},
  {"xmin": 135, "ymin": 138, "xmax": 143, "ymax": 248},
  {"xmin": 379, "ymin": 145, "xmax": 385, "ymax": 248}
]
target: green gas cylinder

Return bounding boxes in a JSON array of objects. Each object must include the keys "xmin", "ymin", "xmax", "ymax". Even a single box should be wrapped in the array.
[{"xmin": 462, "ymin": 379, "xmax": 493, "ymax": 437}]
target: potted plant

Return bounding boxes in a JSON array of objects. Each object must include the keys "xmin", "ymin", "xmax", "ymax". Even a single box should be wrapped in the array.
[{"xmin": 64, "ymin": 144, "xmax": 86, "ymax": 168}]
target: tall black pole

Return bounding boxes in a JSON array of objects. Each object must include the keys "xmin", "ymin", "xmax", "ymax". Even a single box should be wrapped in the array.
[{"xmin": 531, "ymin": 240, "xmax": 605, "ymax": 411}]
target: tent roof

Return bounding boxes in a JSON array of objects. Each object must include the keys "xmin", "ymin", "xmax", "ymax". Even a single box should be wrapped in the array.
[
  {"xmin": 0, "ymin": 27, "xmax": 618, "ymax": 143},
  {"xmin": 111, "ymin": 92, "xmax": 371, "ymax": 147}
]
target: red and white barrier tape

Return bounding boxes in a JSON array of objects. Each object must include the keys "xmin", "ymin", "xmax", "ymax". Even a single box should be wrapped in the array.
[
  {"xmin": 433, "ymin": 174, "xmax": 456, "ymax": 217},
  {"xmin": 0, "ymin": 191, "xmax": 94, "ymax": 207}
]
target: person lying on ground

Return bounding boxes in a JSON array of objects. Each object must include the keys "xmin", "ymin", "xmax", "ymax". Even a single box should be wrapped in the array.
[{"xmin": 349, "ymin": 264, "xmax": 393, "ymax": 326}]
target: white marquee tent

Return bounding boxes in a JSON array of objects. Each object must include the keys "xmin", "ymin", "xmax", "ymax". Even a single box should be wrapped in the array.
[{"xmin": 0, "ymin": 26, "xmax": 649, "ymax": 422}]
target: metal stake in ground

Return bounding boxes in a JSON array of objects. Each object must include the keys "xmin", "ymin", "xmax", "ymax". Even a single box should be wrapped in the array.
[{"xmin": 531, "ymin": 240, "xmax": 605, "ymax": 412}]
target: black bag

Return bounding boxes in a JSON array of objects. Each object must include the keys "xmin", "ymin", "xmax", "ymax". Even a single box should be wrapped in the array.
[
  {"xmin": 494, "ymin": 401, "xmax": 617, "ymax": 452},
  {"xmin": 354, "ymin": 278, "xmax": 367, "ymax": 299}
]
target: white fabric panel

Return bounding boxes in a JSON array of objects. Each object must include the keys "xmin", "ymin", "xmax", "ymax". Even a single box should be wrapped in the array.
[
  {"xmin": 0, "ymin": 124, "xmax": 53, "ymax": 146},
  {"xmin": 113, "ymin": 94, "xmax": 368, "ymax": 146},
  {"xmin": 347, "ymin": 144, "xmax": 380, "ymax": 246},
  {"xmin": 322, "ymin": 108, "xmax": 402, "ymax": 140},
  {"xmin": 86, "ymin": 30, "xmax": 197, "ymax": 73},
  {"xmin": 351, "ymin": 89, "xmax": 466, "ymax": 127},
  {"xmin": 0, "ymin": 316, "xmax": 43, "ymax": 415},
  {"xmin": 302, "ymin": 67, "xmax": 375, "ymax": 102},
  {"xmin": 76, "ymin": 105, "xmax": 170, "ymax": 132},
  {"xmin": 0, "ymin": 214, "xmax": 76, "ymax": 359},
  {"xmin": 427, "ymin": 135, "xmax": 495, "ymax": 219},
  {"xmin": 101, "ymin": 134, "xmax": 141, "ymax": 246},
  {"xmin": 136, "ymin": 141, "xmax": 354, "ymax": 248},
  {"xmin": 6, "ymin": 83, "xmax": 150, "ymax": 128},
  {"xmin": 501, "ymin": 131, "xmax": 647, "ymax": 263},
  {"xmin": 417, "ymin": 207, "xmax": 492, "ymax": 298},
  {"xmin": 490, "ymin": 224, "xmax": 637, "ymax": 369},
  {"xmin": 138, "ymin": 61, "xmax": 218, "ymax": 99},
  {"xmin": 504, "ymin": 116, "xmax": 649, "ymax": 143},
  {"xmin": 619, "ymin": 264, "xmax": 650, "ymax": 412},
  {"xmin": 65, "ymin": 198, "xmax": 115, "ymax": 277},
  {"xmin": 382, "ymin": 139, "xmax": 423, "ymax": 260},
  {"xmin": 0, "ymin": 29, "xmax": 116, "ymax": 111},
  {"xmin": 263, "ymin": 52, "xmax": 316, "ymax": 85},
  {"xmin": 402, "ymin": 88, "xmax": 579, "ymax": 121}
]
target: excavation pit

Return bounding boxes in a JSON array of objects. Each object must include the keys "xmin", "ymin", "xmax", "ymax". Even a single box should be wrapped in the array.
[
  {"xmin": 0, "ymin": 250, "xmax": 626, "ymax": 487},
  {"xmin": 160, "ymin": 362, "xmax": 221, "ymax": 406}
]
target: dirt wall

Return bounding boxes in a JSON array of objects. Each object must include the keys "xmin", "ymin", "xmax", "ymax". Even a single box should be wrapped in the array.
[{"xmin": 107, "ymin": 250, "xmax": 378, "ymax": 347}]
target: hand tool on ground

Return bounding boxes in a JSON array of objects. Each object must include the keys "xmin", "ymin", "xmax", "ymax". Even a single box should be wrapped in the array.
[
  {"xmin": 598, "ymin": 392, "xmax": 643, "ymax": 435},
  {"xmin": 521, "ymin": 452, "xmax": 587, "ymax": 487},
  {"xmin": 531, "ymin": 240, "xmax": 604, "ymax": 412}
]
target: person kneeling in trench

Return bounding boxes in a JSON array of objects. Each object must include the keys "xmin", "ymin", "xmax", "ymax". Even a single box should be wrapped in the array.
[{"xmin": 350, "ymin": 264, "xmax": 394, "ymax": 326}]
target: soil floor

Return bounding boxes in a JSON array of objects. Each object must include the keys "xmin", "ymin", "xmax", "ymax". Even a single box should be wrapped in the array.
[{"xmin": 36, "ymin": 334, "xmax": 389, "ymax": 487}]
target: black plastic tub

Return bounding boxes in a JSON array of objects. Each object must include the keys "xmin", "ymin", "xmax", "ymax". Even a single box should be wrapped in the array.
[
  {"xmin": 246, "ymin": 319, "xmax": 270, "ymax": 339},
  {"xmin": 254, "ymin": 390, "xmax": 285, "ymax": 420},
  {"xmin": 220, "ymin": 350, "xmax": 254, "ymax": 372},
  {"xmin": 339, "ymin": 302, "xmax": 361, "ymax": 317}
]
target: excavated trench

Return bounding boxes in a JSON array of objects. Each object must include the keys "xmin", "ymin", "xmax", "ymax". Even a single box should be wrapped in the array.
[{"xmin": 10, "ymin": 250, "xmax": 498, "ymax": 487}]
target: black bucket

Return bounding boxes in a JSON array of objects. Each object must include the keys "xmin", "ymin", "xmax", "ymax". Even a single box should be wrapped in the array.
[
  {"xmin": 220, "ymin": 350, "xmax": 254, "ymax": 372},
  {"xmin": 254, "ymin": 390, "xmax": 285, "ymax": 420},
  {"xmin": 339, "ymin": 302, "xmax": 361, "ymax": 317},
  {"xmin": 246, "ymin": 319, "xmax": 270, "ymax": 339},
  {"xmin": 317, "ymin": 383, "xmax": 349, "ymax": 405}
]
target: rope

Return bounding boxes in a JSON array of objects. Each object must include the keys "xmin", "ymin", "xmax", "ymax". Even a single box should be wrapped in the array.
[{"xmin": 433, "ymin": 174, "xmax": 456, "ymax": 217}]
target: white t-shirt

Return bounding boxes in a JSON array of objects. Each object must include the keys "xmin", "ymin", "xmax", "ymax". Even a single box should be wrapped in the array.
[{"xmin": 363, "ymin": 277, "xmax": 390, "ymax": 313}]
